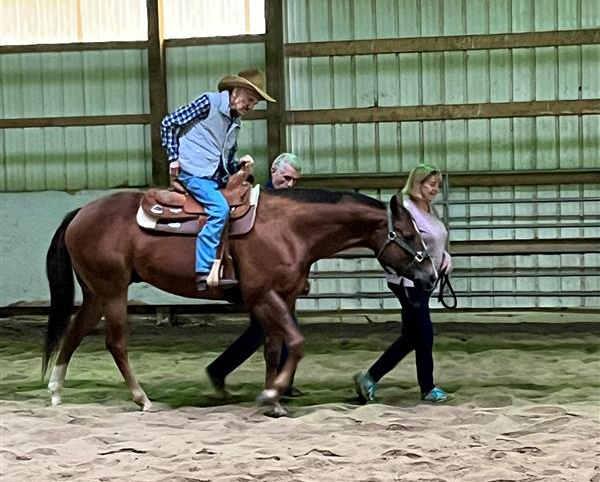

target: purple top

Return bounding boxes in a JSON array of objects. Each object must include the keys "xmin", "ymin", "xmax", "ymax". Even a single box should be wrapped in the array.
[{"xmin": 387, "ymin": 196, "xmax": 450, "ymax": 287}]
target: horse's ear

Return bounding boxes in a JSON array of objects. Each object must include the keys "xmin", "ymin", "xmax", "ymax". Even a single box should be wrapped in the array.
[{"xmin": 390, "ymin": 194, "xmax": 400, "ymax": 214}]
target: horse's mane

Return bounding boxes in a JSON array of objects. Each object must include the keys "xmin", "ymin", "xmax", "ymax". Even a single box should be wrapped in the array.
[{"xmin": 265, "ymin": 187, "xmax": 385, "ymax": 210}]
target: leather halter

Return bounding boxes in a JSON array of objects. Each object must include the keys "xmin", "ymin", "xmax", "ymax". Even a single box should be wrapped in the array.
[{"xmin": 376, "ymin": 203, "xmax": 432, "ymax": 276}]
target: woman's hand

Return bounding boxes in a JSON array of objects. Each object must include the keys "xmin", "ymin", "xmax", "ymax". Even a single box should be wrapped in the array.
[{"xmin": 441, "ymin": 252, "xmax": 453, "ymax": 274}]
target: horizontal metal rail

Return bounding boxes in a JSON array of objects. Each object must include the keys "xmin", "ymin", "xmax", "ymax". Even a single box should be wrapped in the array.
[
  {"xmin": 309, "ymin": 270, "xmax": 600, "ymax": 279},
  {"xmin": 443, "ymin": 197, "xmax": 600, "ymax": 205},
  {"xmin": 449, "ymin": 222, "xmax": 600, "ymax": 230},
  {"xmin": 303, "ymin": 290, "xmax": 599, "ymax": 299},
  {"xmin": 336, "ymin": 239, "xmax": 600, "ymax": 258},
  {"xmin": 300, "ymin": 170, "xmax": 600, "ymax": 188}
]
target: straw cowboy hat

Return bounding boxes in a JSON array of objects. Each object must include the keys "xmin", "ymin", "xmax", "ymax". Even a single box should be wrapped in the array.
[{"xmin": 218, "ymin": 68, "xmax": 276, "ymax": 102}]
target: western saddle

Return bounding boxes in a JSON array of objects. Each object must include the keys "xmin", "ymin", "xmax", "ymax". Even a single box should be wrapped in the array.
[{"xmin": 136, "ymin": 161, "xmax": 260, "ymax": 287}]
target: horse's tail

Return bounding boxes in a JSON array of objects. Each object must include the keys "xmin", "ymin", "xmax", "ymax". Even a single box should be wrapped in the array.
[{"xmin": 42, "ymin": 209, "xmax": 80, "ymax": 379}]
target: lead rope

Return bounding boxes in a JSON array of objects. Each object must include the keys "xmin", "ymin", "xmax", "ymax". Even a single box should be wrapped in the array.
[{"xmin": 436, "ymin": 268, "xmax": 457, "ymax": 309}]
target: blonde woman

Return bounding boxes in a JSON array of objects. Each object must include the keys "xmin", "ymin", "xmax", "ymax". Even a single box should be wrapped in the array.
[{"xmin": 354, "ymin": 163, "xmax": 452, "ymax": 403}]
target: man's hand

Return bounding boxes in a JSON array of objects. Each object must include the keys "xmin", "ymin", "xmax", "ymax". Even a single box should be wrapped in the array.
[
  {"xmin": 238, "ymin": 155, "xmax": 254, "ymax": 169},
  {"xmin": 169, "ymin": 160, "xmax": 180, "ymax": 182},
  {"xmin": 169, "ymin": 160, "xmax": 180, "ymax": 177}
]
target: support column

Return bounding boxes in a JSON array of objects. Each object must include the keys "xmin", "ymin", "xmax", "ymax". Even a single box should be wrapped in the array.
[
  {"xmin": 265, "ymin": 0, "xmax": 286, "ymax": 163},
  {"xmin": 147, "ymin": 0, "xmax": 169, "ymax": 186}
]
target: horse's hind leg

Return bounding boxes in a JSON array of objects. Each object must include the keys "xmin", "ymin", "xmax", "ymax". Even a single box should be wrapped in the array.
[
  {"xmin": 48, "ymin": 293, "xmax": 103, "ymax": 406},
  {"xmin": 104, "ymin": 295, "xmax": 152, "ymax": 411}
]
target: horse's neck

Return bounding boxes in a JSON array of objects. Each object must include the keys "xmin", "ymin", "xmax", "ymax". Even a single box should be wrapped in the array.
[{"xmin": 297, "ymin": 202, "xmax": 382, "ymax": 261}]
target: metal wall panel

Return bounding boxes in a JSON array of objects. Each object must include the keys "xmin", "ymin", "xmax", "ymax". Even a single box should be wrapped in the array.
[
  {"xmin": 0, "ymin": 50, "xmax": 150, "ymax": 191},
  {"xmin": 285, "ymin": 0, "xmax": 599, "ymax": 176},
  {"xmin": 297, "ymin": 184, "xmax": 600, "ymax": 311}
]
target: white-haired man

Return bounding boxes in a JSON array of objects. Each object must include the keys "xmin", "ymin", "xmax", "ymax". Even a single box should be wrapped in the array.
[
  {"xmin": 206, "ymin": 153, "xmax": 303, "ymax": 397},
  {"xmin": 160, "ymin": 69, "xmax": 275, "ymax": 290}
]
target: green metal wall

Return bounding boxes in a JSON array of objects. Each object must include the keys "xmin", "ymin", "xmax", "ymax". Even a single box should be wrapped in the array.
[
  {"xmin": 286, "ymin": 0, "xmax": 599, "ymax": 174},
  {"xmin": 1, "ymin": 50, "xmax": 151, "ymax": 191},
  {"xmin": 284, "ymin": 0, "xmax": 599, "ymax": 310},
  {"xmin": 0, "ymin": 43, "xmax": 269, "ymax": 191}
]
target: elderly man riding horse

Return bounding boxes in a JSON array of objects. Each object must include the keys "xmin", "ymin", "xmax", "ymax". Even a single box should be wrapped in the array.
[{"xmin": 160, "ymin": 68, "xmax": 275, "ymax": 290}]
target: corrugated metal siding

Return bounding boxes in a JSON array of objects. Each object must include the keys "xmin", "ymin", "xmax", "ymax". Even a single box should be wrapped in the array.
[
  {"xmin": 287, "ymin": 0, "xmax": 599, "ymax": 311},
  {"xmin": 0, "ymin": 50, "xmax": 151, "ymax": 191},
  {"xmin": 286, "ymin": 0, "xmax": 600, "ymax": 175},
  {"xmin": 297, "ymin": 183, "xmax": 600, "ymax": 311},
  {"xmin": 165, "ymin": 43, "xmax": 269, "ymax": 181}
]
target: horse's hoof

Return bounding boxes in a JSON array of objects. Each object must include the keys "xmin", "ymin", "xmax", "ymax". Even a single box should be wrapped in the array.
[
  {"xmin": 264, "ymin": 402, "xmax": 287, "ymax": 418},
  {"xmin": 256, "ymin": 388, "xmax": 279, "ymax": 405},
  {"xmin": 133, "ymin": 394, "xmax": 152, "ymax": 411},
  {"xmin": 51, "ymin": 393, "xmax": 61, "ymax": 406}
]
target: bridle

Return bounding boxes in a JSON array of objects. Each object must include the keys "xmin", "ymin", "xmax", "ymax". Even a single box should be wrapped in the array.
[
  {"xmin": 376, "ymin": 201, "xmax": 457, "ymax": 309},
  {"xmin": 375, "ymin": 203, "xmax": 433, "ymax": 277}
]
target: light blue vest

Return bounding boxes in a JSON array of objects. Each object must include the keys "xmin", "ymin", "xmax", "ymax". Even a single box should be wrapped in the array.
[{"xmin": 178, "ymin": 91, "xmax": 241, "ymax": 181}]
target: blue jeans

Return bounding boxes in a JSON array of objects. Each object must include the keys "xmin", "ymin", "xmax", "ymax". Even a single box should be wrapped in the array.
[
  {"xmin": 178, "ymin": 172, "xmax": 229, "ymax": 273},
  {"xmin": 368, "ymin": 283, "xmax": 435, "ymax": 394}
]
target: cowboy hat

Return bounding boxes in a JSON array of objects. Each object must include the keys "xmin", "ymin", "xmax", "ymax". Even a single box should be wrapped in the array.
[{"xmin": 218, "ymin": 68, "xmax": 276, "ymax": 102}]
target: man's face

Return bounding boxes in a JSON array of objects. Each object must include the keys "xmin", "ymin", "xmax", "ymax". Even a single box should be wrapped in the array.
[
  {"xmin": 230, "ymin": 87, "xmax": 261, "ymax": 117},
  {"xmin": 271, "ymin": 162, "xmax": 301, "ymax": 189}
]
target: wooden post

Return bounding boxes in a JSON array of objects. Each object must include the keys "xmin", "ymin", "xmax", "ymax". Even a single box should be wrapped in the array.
[
  {"xmin": 147, "ymin": 0, "xmax": 169, "ymax": 186},
  {"xmin": 264, "ymin": 0, "xmax": 286, "ymax": 164}
]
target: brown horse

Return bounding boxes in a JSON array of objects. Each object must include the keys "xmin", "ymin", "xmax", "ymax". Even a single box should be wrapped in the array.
[{"xmin": 43, "ymin": 188, "xmax": 436, "ymax": 412}]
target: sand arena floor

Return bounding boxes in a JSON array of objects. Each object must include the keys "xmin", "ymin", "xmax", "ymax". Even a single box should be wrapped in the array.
[{"xmin": 1, "ymin": 312, "xmax": 599, "ymax": 482}]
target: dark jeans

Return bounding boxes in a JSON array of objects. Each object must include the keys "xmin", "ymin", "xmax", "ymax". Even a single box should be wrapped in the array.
[
  {"xmin": 207, "ymin": 313, "xmax": 298, "ymax": 380},
  {"xmin": 368, "ymin": 283, "xmax": 435, "ymax": 394}
]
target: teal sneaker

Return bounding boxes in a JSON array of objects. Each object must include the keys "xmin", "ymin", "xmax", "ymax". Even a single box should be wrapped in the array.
[
  {"xmin": 353, "ymin": 369, "xmax": 377, "ymax": 403},
  {"xmin": 421, "ymin": 387, "xmax": 450, "ymax": 403}
]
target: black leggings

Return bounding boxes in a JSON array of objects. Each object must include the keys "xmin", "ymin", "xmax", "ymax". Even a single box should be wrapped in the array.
[{"xmin": 368, "ymin": 283, "xmax": 435, "ymax": 394}]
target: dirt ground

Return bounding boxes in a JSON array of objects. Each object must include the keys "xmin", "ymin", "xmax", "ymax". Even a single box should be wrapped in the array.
[{"xmin": 1, "ymin": 312, "xmax": 599, "ymax": 481}]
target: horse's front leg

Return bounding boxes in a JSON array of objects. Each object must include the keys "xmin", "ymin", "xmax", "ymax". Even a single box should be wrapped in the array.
[
  {"xmin": 252, "ymin": 290, "xmax": 304, "ymax": 406},
  {"xmin": 263, "ymin": 334, "xmax": 282, "ymax": 389}
]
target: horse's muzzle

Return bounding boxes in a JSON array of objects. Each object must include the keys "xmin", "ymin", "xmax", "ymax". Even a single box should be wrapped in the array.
[{"xmin": 414, "ymin": 272, "xmax": 437, "ymax": 293}]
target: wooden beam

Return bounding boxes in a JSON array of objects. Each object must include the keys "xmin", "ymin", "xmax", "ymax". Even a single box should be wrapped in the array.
[
  {"xmin": 264, "ymin": 0, "xmax": 286, "ymax": 164},
  {"xmin": 147, "ymin": 0, "xmax": 169, "ymax": 187},
  {"xmin": 299, "ymin": 169, "xmax": 600, "ymax": 189},
  {"xmin": 0, "ymin": 40, "xmax": 148, "ymax": 54},
  {"xmin": 285, "ymin": 28, "xmax": 600, "ymax": 57},
  {"xmin": 0, "ymin": 114, "xmax": 151, "ymax": 128},
  {"xmin": 242, "ymin": 109, "xmax": 267, "ymax": 120},
  {"xmin": 164, "ymin": 34, "xmax": 265, "ymax": 48},
  {"xmin": 0, "ymin": 112, "xmax": 265, "ymax": 129},
  {"xmin": 287, "ymin": 99, "xmax": 600, "ymax": 125}
]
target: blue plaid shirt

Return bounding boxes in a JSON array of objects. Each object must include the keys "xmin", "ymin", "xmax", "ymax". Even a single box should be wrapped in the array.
[{"xmin": 160, "ymin": 94, "xmax": 211, "ymax": 161}]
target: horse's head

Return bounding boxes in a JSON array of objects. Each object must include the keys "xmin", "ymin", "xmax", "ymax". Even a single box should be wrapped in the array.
[{"xmin": 374, "ymin": 195, "xmax": 437, "ymax": 292}]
